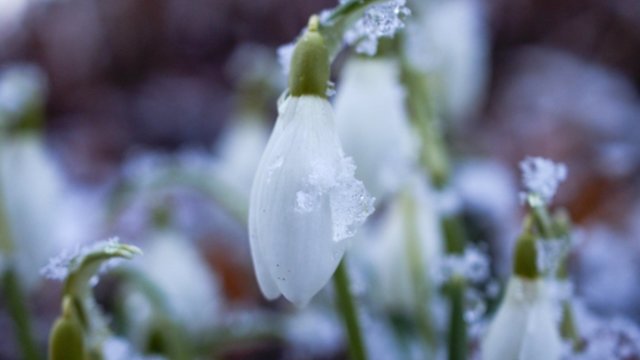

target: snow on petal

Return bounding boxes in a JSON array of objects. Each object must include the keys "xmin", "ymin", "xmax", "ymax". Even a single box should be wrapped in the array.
[{"xmin": 249, "ymin": 96, "xmax": 374, "ymax": 306}]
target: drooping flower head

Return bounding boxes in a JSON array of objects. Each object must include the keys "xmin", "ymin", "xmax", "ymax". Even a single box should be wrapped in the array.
[
  {"xmin": 482, "ymin": 234, "xmax": 563, "ymax": 360},
  {"xmin": 248, "ymin": 16, "xmax": 374, "ymax": 306}
]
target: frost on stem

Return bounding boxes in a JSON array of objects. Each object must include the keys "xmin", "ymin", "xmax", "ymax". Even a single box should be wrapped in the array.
[
  {"xmin": 519, "ymin": 156, "xmax": 567, "ymax": 204},
  {"xmin": 41, "ymin": 238, "xmax": 140, "ymax": 287},
  {"xmin": 344, "ymin": 0, "xmax": 411, "ymax": 56}
]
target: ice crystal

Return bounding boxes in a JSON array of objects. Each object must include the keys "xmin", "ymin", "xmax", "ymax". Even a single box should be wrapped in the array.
[
  {"xmin": 465, "ymin": 287, "xmax": 487, "ymax": 323},
  {"xmin": 344, "ymin": 0, "xmax": 411, "ymax": 55},
  {"xmin": 536, "ymin": 238, "xmax": 570, "ymax": 275},
  {"xmin": 519, "ymin": 156, "xmax": 567, "ymax": 204},
  {"xmin": 437, "ymin": 247, "xmax": 490, "ymax": 284},
  {"xmin": 295, "ymin": 156, "xmax": 375, "ymax": 242}
]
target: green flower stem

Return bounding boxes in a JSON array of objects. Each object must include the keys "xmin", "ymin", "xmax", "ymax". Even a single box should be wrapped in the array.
[
  {"xmin": 399, "ymin": 44, "xmax": 469, "ymax": 360},
  {"xmin": 2, "ymin": 268, "xmax": 40, "ymax": 360},
  {"xmin": 402, "ymin": 192, "xmax": 437, "ymax": 352},
  {"xmin": 108, "ymin": 170, "xmax": 249, "ymax": 226},
  {"xmin": 529, "ymin": 203, "xmax": 582, "ymax": 348},
  {"xmin": 530, "ymin": 203, "xmax": 554, "ymax": 239},
  {"xmin": 0, "ymin": 145, "xmax": 39, "ymax": 360},
  {"xmin": 399, "ymin": 59, "xmax": 450, "ymax": 188},
  {"xmin": 333, "ymin": 259, "xmax": 368, "ymax": 360},
  {"xmin": 447, "ymin": 276, "xmax": 467, "ymax": 360}
]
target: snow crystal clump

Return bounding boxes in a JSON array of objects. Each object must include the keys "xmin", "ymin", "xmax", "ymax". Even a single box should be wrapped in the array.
[
  {"xmin": 519, "ymin": 156, "xmax": 567, "ymax": 204},
  {"xmin": 437, "ymin": 247, "xmax": 490, "ymax": 284},
  {"xmin": 536, "ymin": 238, "xmax": 570, "ymax": 275},
  {"xmin": 344, "ymin": 0, "xmax": 411, "ymax": 56},
  {"xmin": 295, "ymin": 156, "xmax": 374, "ymax": 242}
]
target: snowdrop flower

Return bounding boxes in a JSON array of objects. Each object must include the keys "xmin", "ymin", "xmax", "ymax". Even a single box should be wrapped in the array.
[
  {"xmin": 407, "ymin": 0, "xmax": 489, "ymax": 122},
  {"xmin": 482, "ymin": 234, "xmax": 562, "ymax": 360},
  {"xmin": 136, "ymin": 230, "xmax": 221, "ymax": 334},
  {"xmin": 212, "ymin": 115, "xmax": 269, "ymax": 198},
  {"xmin": 249, "ymin": 17, "xmax": 374, "ymax": 306},
  {"xmin": 1, "ymin": 133, "xmax": 69, "ymax": 289},
  {"xmin": 363, "ymin": 175, "xmax": 442, "ymax": 311},
  {"xmin": 334, "ymin": 57, "xmax": 417, "ymax": 201}
]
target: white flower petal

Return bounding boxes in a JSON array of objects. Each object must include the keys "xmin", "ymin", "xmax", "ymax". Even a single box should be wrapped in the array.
[
  {"xmin": 364, "ymin": 175, "xmax": 442, "ymax": 311},
  {"xmin": 1, "ymin": 134, "xmax": 66, "ymax": 289},
  {"xmin": 139, "ymin": 231, "xmax": 221, "ymax": 333},
  {"xmin": 334, "ymin": 58, "xmax": 417, "ymax": 201},
  {"xmin": 482, "ymin": 277, "xmax": 562, "ymax": 360},
  {"xmin": 249, "ymin": 96, "xmax": 373, "ymax": 306}
]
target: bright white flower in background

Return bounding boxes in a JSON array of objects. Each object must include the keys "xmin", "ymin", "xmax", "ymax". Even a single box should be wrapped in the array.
[
  {"xmin": 362, "ymin": 175, "xmax": 441, "ymax": 311},
  {"xmin": 519, "ymin": 156, "xmax": 567, "ymax": 204},
  {"xmin": 249, "ymin": 18, "xmax": 374, "ymax": 306},
  {"xmin": 334, "ymin": 58, "xmax": 417, "ymax": 201},
  {"xmin": 135, "ymin": 231, "xmax": 221, "ymax": 335},
  {"xmin": 212, "ymin": 116, "xmax": 269, "ymax": 198},
  {"xmin": 483, "ymin": 278, "xmax": 562, "ymax": 360},
  {"xmin": 0, "ymin": 64, "xmax": 46, "ymax": 121},
  {"xmin": 482, "ymin": 235, "xmax": 562, "ymax": 360},
  {"xmin": 407, "ymin": 0, "xmax": 489, "ymax": 122},
  {"xmin": 101, "ymin": 337, "xmax": 166, "ymax": 360},
  {"xmin": 1, "ymin": 134, "xmax": 70, "ymax": 289}
]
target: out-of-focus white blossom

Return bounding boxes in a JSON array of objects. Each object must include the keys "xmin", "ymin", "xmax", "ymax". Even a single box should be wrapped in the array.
[
  {"xmin": 1, "ymin": 134, "xmax": 69, "ymax": 289},
  {"xmin": 0, "ymin": 64, "xmax": 46, "ymax": 122},
  {"xmin": 482, "ymin": 277, "xmax": 562, "ymax": 360},
  {"xmin": 136, "ymin": 231, "xmax": 221, "ymax": 334},
  {"xmin": 102, "ymin": 337, "xmax": 166, "ymax": 360},
  {"xmin": 406, "ymin": 0, "xmax": 489, "ymax": 122},
  {"xmin": 249, "ymin": 95, "xmax": 374, "ymax": 307},
  {"xmin": 212, "ymin": 116, "xmax": 269, "ymax": 198},
  {"xmin": 363, "ymin": 175, "xmax": 441, "ymax": 311},
  {"xmin": 334, "ymin": 58, "xmax": 417, "ymax": 201},
  {"xmin": 277, "ymin": 43, "xmax": 297, "ymax": 75},
  {"xmin": 519, "ymin": 157, "xmax": 567, "ymax": 204},
  {"xmin": 285, "ymin": 307, "xmax": 343, "ymax": 357}
]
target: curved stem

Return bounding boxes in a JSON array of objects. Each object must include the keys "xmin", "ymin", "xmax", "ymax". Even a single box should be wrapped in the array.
[
  {"xmin": 402, "ymin": 192, "xmax": 437, "ymax": 352},
  {"xmin": 333, "ymin": 259, "xmax": 368, "ymax": 360}
]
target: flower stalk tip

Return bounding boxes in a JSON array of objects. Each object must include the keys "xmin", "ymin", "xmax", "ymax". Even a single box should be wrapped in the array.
[{"xmin": 289, "ymin": 16, "xmax": 330, "ymax": 97}]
